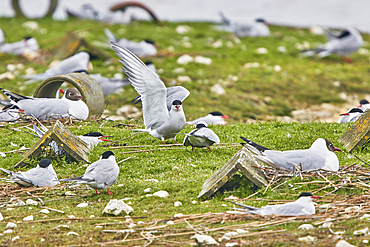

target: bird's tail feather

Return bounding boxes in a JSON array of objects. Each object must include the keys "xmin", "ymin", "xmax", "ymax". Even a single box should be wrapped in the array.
[
  {"xmin": 230, "ymin": 201, "xmax": 259, "ymax": 211},
  {"xmin": 0, "ymin": 167, "xmax": 11, "ymax": 175},
  {"xmin": 104, "ymin": 28, "xmax": 118, "ymax": 43},
  {"xmin": 240, "ymin": 136, "xmax": 269, "ymax": 152},
  {"xmin": 219, "ymin": 12, "xmax": 230, "ymax": 25},
  {"xmin": 59, "ymin": 175, "xmax": 87, "ymax": 182}
]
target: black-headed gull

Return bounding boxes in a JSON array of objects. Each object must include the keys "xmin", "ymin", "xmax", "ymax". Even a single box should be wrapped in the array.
[
  {"xmin": 1, "ymin": 88, "xmax": 89, "ymax": 120},
  {"xmin": 218, "ymin": 12, "xmax": 270, "ymax": 37},
  {"xmin": 21, "ymin": 51, "xmax": 90, "ymax": 83},
  {"xmin": 337, "ymin": 108, "xmax": 363, "ymax": 123},
  {"xmin": 59, "ymin": 151, "xmax": 118, "ymax": 194},
  {"xmin": 231, "ymin": 192, "xmax": 319, "ymax": 216},
  {"xmin": 240, "ymin": 137, "xmax": 342, "ymax": 171},
  {"xmin": 187, "ymin": 111, "xmax": 229, "ymax": 125},
  {"xmin": 0, "ymin": 159, "xmax": 59, "ymax": 187},
  {"xmin": 302, "ymin": 28, "xmax": 363, "ymax": 60},
  {"xmin": 112, "ymin": 42, "xmax": 189, "ymax": 144},
  {"xmin": 106, "ymin": 28, "xmax": 157, "ymax": 57},
  {"xmin": 183, "ymin": 121, "xmax": 220, "ymax": 152}
]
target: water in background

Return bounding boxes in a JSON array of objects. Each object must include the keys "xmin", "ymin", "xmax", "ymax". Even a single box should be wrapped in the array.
[{"xmin": 0, "ymin": 0, "xmax": 369, "ymax": 33}]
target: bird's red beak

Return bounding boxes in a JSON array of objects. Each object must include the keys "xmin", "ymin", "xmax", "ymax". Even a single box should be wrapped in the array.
[
  {"xmin": 222, "ymin": 115, "xmax": 230, "ymax": 119},
  {"xmin": 102, "ymin": 135, "xmax": 112, "ymax": 138},
  {"xmin": 340, "ymin": 113, "xmax": 349, "ymax": 116},
  {"xmin": 59, "ymin": 88, "xmax": 65, "ymax": 94},
  {"xmin": 311, "ymin": 195, "xmax": 320, "ymax": 199},
  {"xmin": 358, "ymin": 105, "xmax": 362, "ymax": 108},
  {"xmin": 18, "ymin": 109, "xmax": 25, "ymax": 112},
  {"xmin": 99, "ymin": 138, "xmax": 111, "ymax": 142},
  {"xmin": 175, "ymin": 105, "xmax": 180, "ymax": 110},
  {"xmin": 77, "ymin": 95, "xmax": 83, "ymax": 99},
  {"xmin": 333, "ymin": 147, "xmax": 343, "ymax": 152}
]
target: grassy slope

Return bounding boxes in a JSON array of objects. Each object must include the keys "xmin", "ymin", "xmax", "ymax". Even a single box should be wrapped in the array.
[{"xmin": 0, "ymin": 18, "xmax": 369, "ymax": 245}]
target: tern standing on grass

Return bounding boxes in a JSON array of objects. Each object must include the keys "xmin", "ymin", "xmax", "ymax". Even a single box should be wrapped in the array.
[{"xmin": 112, "ymin": 42, "xmax": 189, "ymax": 144}]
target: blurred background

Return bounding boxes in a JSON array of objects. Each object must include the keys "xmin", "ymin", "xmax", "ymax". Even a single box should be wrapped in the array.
[{"xmin": 0, "ymin": 0, "xmax": 369, "ymax": 33}]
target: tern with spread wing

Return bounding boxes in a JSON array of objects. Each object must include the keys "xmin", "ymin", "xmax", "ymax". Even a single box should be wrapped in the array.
[
  {"xmin": 0, "ymin": 159, "xmax": 59, "ymax": 187},
  {"xmin": 59, "ymin": 151, "xmax": 118, "ymax": 194},
  {"xmin": 240, "ymin": 137, "xmax": 342, "ymax": 171},
  {"xmin": 301, "ymin": 28, "xmax": 363, "ymax": 60},
  {"xmin": 0, "ymin": 88, "xmax": 89, "ymax": 120},
  {"xmin": 231, "ymin": 192, "xmax": 319, "ymax": 216},
  {"xmin": 21, "ymin": 51, "xmax": 90, "ymax": 83},
  {"xmin": 183, "ymin": 121, "xmax": 220, "ymax": 152},
  {"xmin": 112, "ymin": 42, "xmax": 189, "ymax": 144},
  {"xmin": 187, "ymin": 111, "xmax": 229, "ymax": 125}
]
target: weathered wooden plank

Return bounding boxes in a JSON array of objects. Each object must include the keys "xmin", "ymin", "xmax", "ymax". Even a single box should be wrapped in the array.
[
  {"xmin": 198, "ymin": 147, "xmax": 269, "ymax": 198},
  {"xmin": 14, "ymin": 120, "xmax": 90, "ymax": 168},
  {"xmin": 339, "ymin": 109, "xmax": 370, "ymax": 152}
]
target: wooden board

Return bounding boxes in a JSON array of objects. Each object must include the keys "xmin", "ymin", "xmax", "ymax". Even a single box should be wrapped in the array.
[
  {"xmin": 15, "ymin": 121, "xmax": 90, "ymax": 168},
  {"xmin": 198, "ymin": 147, "xmax": 269, "ymax": 198},
  {"xmin": 339, "ymin": 109, "xmax": 370, "ymax": 152}
]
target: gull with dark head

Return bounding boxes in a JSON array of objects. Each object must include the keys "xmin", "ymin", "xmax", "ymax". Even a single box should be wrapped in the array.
[
  {"xmin": 240, "ymin": 137, "xmax": 342, "ymax": 171},
  {"xmin": 112, "ymin": 42, "xmax": 189, "ymax": 144}
]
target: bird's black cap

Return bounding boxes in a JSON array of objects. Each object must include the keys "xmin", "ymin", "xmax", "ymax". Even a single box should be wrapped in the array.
[
  {"xmin": 209, "ymin": 111, "xmax": 223, "ymax": 116},
  {"xmin": 144, "ymin": 39, "xmax": 155, "ymax": 45},
  {"xmin": 102, "ymin": 151, "xmax": 114, "ymax": 159},
  {"xmin": 255, "ymin": 18, "xmax": 266, "ymax": 23},
  {"xmin": 337, "ymin": 30, "xmax": 351, "ymax": 39},
  {"xmin": 360, "ymin": 99, "xmax": 369, "ymax": 105},
  {"xmin": 73, "ymin": 69, "xmax": 89, "ymax": 75},
  {"xmin": 23, "ymin": 36, "xmax": 33, "ymax": 40},
  {"xmin": 39, "ymin": 159, "xmax": 51, "ymax": 168},
  {"xmin": 348, "ymin": 108, "xmax": 363, "ymax": 113},
  {"xmin": 196, "ymin": 123, "xmax": 207, "ymax": 129},
  {"xmin": 144, "ymin": 61, "xmax": 153, "ymax": 66},
  {"xmin": 83, "ymin": 132, "xmax": 103, "ymax": 137},
  {"xmin": 172, "ymin": 100, "xmax": 182, "ymax": 105},
  {"xmin": 298, "ymin": 192, "xmax": 313, "ymax": 198}
]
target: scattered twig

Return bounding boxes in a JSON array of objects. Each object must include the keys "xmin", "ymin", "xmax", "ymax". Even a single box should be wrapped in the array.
[
  {"xmin": 39, "ymin": 206, "xmax": 65, "ymax": 214},
  {"xmin": 355, "ymin": 155, "xmax": 370, "ymax": 166}
]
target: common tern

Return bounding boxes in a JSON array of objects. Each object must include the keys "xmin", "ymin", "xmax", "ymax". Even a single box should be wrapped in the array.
[
  {"xmin": 217, "ymin": 12, "xmax": 270, "ymax": 37},
  {"xmin": 59, "ymin": 151, "xmax": 119, "ymax": 194},
  {"xmin": 106, "ymin": 28, "xmax": 157, "ymax": 57},
  {"xmin": 0, "ymin": 88, "xmax": 89, "ymax": 120},
  {"xmin": 21, "ymin": 51, "xmax": 90, "ymax": 83},
  {"xmin": 0, "ymin": 32, "xmax": 39, "ymax": 56},
  {"xmin": 112, "ymin": 42, "xmax": 189, "ymax": 144},
  {"xmin": 301, "ymin": 28, "xmax": 363, "ymax": 60},
  {"xmin": 187, "ymin": 111, "xmax": 229, "ymax": 125},
  {"xmin": 231, "ymin": 192, "xmax": 319, "ymax": 216},
  {"xmin": 337, "ymin": 108, "xmax": 363, "ymax": 123},
  {"xmin": 240, "ymin": 137, "xmax": 342, "ymax": 171},
  {"xmin": 358, "ymin": 99, "xmax": 370, "ymax": 112},
  {"xmin": 0, "ymin": 159, "xmax": 59, "ymax": 187},
  {"xmin": 183, "ymin": 121, "xmax": 220, "ymax": 152}
]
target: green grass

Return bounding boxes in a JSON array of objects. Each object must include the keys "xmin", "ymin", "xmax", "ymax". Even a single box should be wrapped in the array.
[{"xmin": 0, "ymin": 17, "xmax": 370, "ymax": 246}]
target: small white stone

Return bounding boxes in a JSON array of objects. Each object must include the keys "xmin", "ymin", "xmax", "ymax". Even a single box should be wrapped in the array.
[
  {"xmin": 146, "ymin": 194, "xmax": 153, "ymax": 197},
  {"xmin": 182, "ymin": 41, "xmax": 192, "ymax": 48},
  {"xmin": 277, "ymin": 46, "xmax": 287, "ymax": 53},
  {"xmin": 309, "ymin": 25, "xmax": 324, "ymax": 35},
  {"xmin": 358, "ymin": 48, "xmax": 370, "ymax": 55},
  {"xmin": 174, "ymin": 213, "xmax": 184, "ymax": 218},
  {"xmin": 0, "ymin": 212, "xmax": 3, "ymax": 221},
  {"xmin": 128, "ymin": 223, "xmax": 136, "ymax": 228},
  {"xmin": 319, "ymin": 222, "xmax": 333, "ymax": 228},
  {"xmin": 274, "ymin": 65, "xmax": 282, "ymax": 72},
  {"xmin": 7, "ymin": 64, "xmax": 16, "ymax": 72},
  {"xmin": 26, "ymin": 199, "xmax": 38, "ymax": 205},
  {"xmin": 298, "ymin": 235, "xmax": 316, "ymax": 242},
  {"xmin": 361, "ymin": 214, "xmax": 370, "ymax": 220},
  {"xmin": 4, "ymin": 229, "xmax": 13, "ymax": 234},
  {"xmin": 174, "ymin": 201, "xmax": 182, "ymax": 207},
  {"xmin": 211, "ymin": 40, "xmax": 223, "ymax": 48},
  {"xmin": 353, "ymin": 227, "xmax": 369, "ymax": 236},
  {"xmin": 65, "ymin": 191, "xmax": 76, "ymax": 196},
  {"xmin": 23, "ymin": 215, "xmax": 33, "ymax": 221},
  {"xmin": 194, "ymin": 56, "xmax": 212, "ymax": 65},
  {"xmin": 177, "ymin": 75, "xmax": 192, "ymax": 83},
  {"xmin": 153, "ymin": 191, "xmax": 169, "ymax": 198},
  {"xmin": 11, "ymin": 236, "xmax": 20, "ymax": 241},
  {"xmin": 76, "ymin": 203, "xmax": 89, "ymax": 208},
  {"xmin": 224, "ymin": 232, "xmax": 238, "ymax": 237},
  {"xmin": 57, "ymin": 225, "xmax": 69, "ymax": 229},
  {"xmin": 145, "ymin": 179, "xmax": 159, "ymax": 183},
  {"xmin": 96, "ymin": 225, "xmax": 103, "ymax": 228},
  {"xmin": 191, "ymin": 200, "xmax": 198, "ymax": 204},
  {"xmin": 225, "ymin": 243, "xmax": 239, "ymax": 247},
  {"xmin": 40, "ymin": 238, "xmax": 45, "ymax": 242},
  {"xmin": 298, "ymin": 224, "xmax": 314, "ymax": 231},
  {"xmin": 22, "ymin": 21, "xmax": 39, "ymax": 30},
  {"xmin": 236, "ymin": 229, "xmax": 248, "ymax": 234},
  {"xmin": 102, "ymin": 199, "xmax": 134, "ymax": 215},
  {"xmin": 345, "ymin": 206, "xmax": 360, "ymax": 212},
  {"xmin": 0, "ymin": 152, "xmax": 6, "ymax": 157},
  {"xmin": 167, "ymin": 220, "xmax": 174, "ymax": 225},
  {"xmin": 68, "ymin": 215, "xmax": 75, "ymax": 218},
  {"xmin": 256, "ymin": 47, "xmax": 268, "ymax": 54},
  {"xmin": 244, "ymin": 62, "xmax": 260, "ymax": 69},
  {"xmin": 67, "ymin": 231, "xmax": 79, "ymax": 236},
  {"xmin": 363, "ymin": 240, "xmax": 369, "ymax": 244},
  {"xmin": 191, "ymin": 233, "xmax": 219, "ymax": 245},
  {"xmin": 336, "ymin": 240, "xmax": 357, "ymax": 247},
  {"xmin": 176, "ymin": 25, "xmax": 191, "ymax": 34},
  {"xmin": 225, "ymin": 195, "xmax": 239, "ymax": 200},
  {"xmin": 173, "ymin": 67, "xmax": 185, "ymax": 74},
  {"xmin": 39, "ymin": 209, "xmax": 50, "ymax": 214},
  {"xmin": 177, "ymin": 54, "xmax": 193, "ymax": 65},
  {"xmin": 222, "ymin": 204, "xmax": 228, "ymax": 207},
  {"xmin": 137, "ymin": 221, "xmax": 145, "ymax": 225},
  {"xmin": 6, "ymin": 222, "xmax": 17, "ymax": 228},
  {"xmin": 210, "ymin": 84, "xmax": 226, "ymax": 95}
]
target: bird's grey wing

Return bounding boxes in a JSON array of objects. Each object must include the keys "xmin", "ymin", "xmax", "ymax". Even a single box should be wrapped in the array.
[
  {"xmin": 165, "ymin": 86, "xmax": 190, "ymax": 111},
  {"xmin": 0, "ymin": 28, "xmax": 4, "ymax": 45},
  {"xmin": 324, "ymin": 29, "xmax": 340, "ymax": 40},
  {"xmin": 23, "ymin": 168, "xmax": 58, "ymax": 187},
  {"xmin": 262, "ymin": 202, "xmax": 307, "ymax": 216},
  {"xmin": 280, "ymin": 150, "xmax": 326, "ymax": 170},
  {"xmin": 9, "ymin": 171, "xmax": 34, "ymax": 186},
  {"xmin": 46, "ymin": 52, "xmax": 90, "ymax": 76},
  {"xmin": 0, "ymin": 167, "xmax": 11, "ymax": 175},
  {"xmin": 83, "ymin": 159, "xmax": 118, "ymax": 185},
  {"xmin": 18, "ymin": 99, "xmax": 71, "ymax": 120},
  {"xmin": 183, "ymin": 128, "xmax": 198, "ymax": 146},
  {"xmin": 104, "ymin": 28, "xmax": 118, "ymax": 43},
  {"xmin": 112, "ymin": 42, "xmax": 168, "ymax": 129},
  {"xmin": 230, "ymin": 201, "xmax": 260, "ymax": 213},
  {"xmin": 192, "ymin": 128, "xmax": 220, "ymax": 144}
]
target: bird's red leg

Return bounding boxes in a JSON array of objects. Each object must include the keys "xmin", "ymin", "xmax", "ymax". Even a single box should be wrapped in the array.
[
  {"xmin": 174, "ymin": 139, "xmax": 177, "ymax": 144},
  {"xmin": 208, "ymin": 147, "xmax": 212, "ymax": 152},
  {"xmin": 107, "ymin": 189, "xmax": 113, "ymax": 195},
  {"xmin": 162, "ymin": 141, "xmax": 165, "ymax": 145},
  {"xmin": 192, "ymin": 147, "xmax": 194, "ymax": 151},
  {"xmin": 343, "ymin": 57, "xmax": 352, "ymax": 63},
  {"xmin": 95, "ymin": 190, "xmax": 101, "ymax": 194}
]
